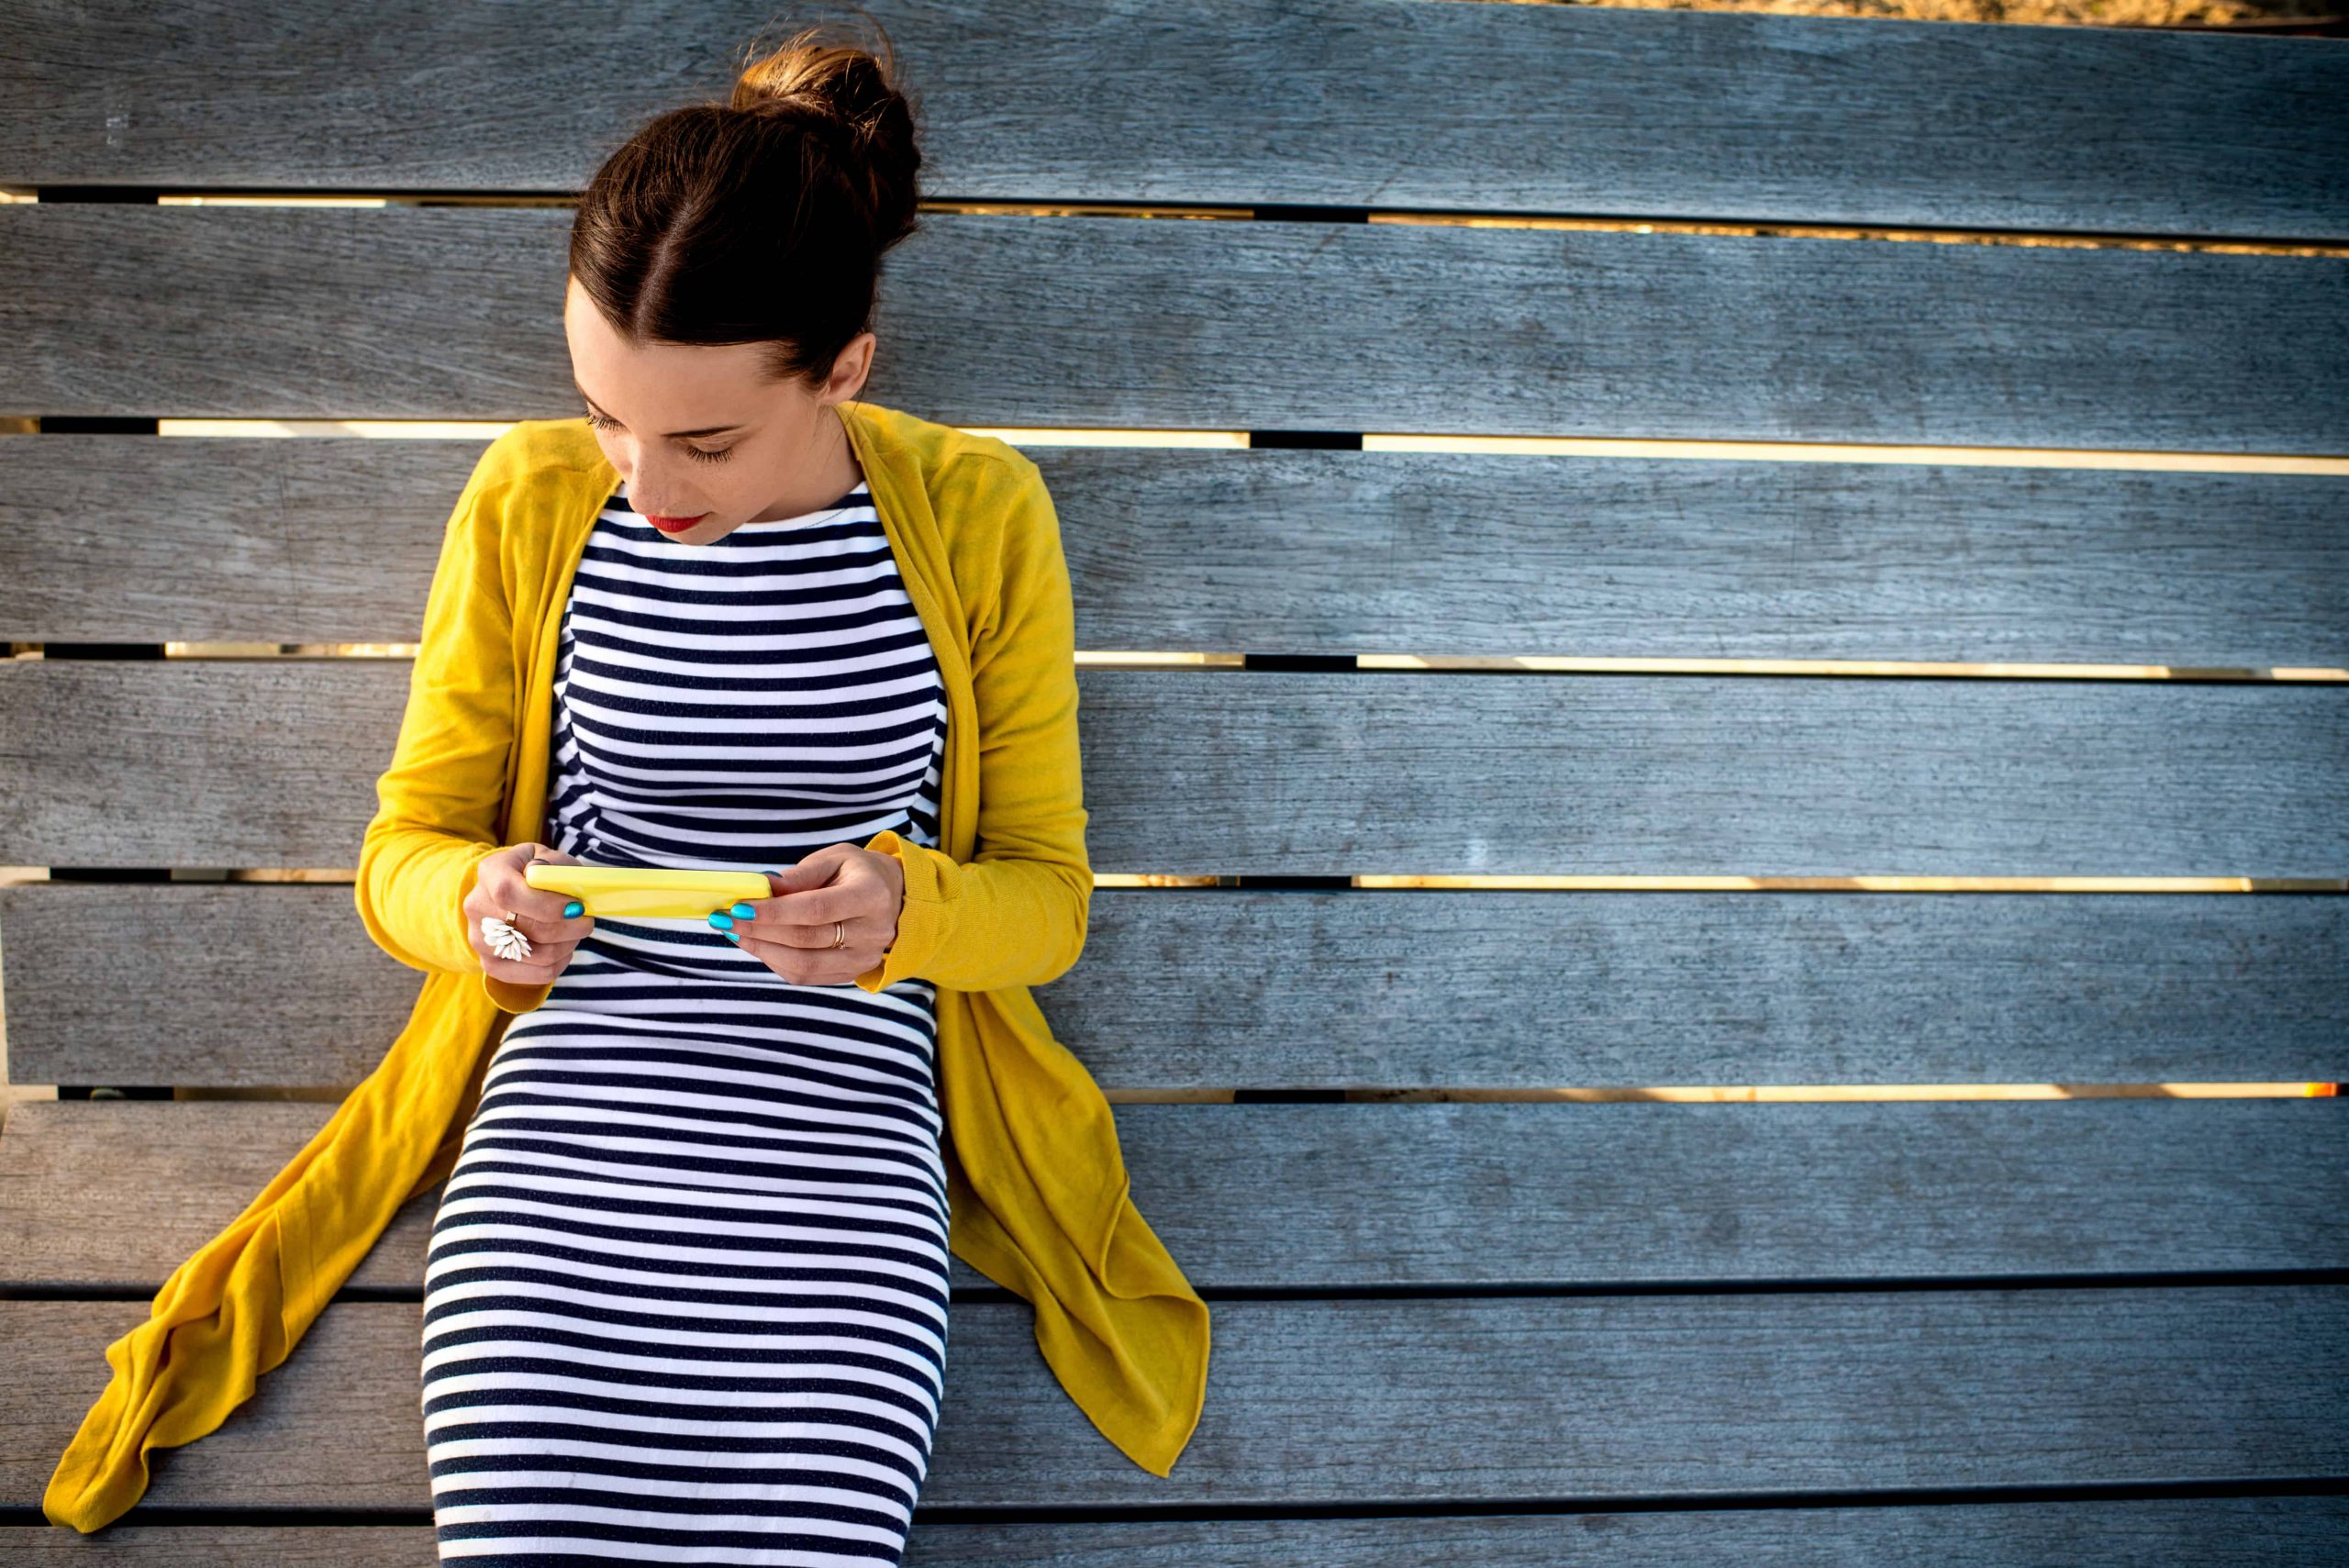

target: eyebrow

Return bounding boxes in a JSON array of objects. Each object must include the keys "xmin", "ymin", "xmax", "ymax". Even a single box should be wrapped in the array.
[{"xmin": 573, "ymin": 380, "xmax": 748, "ymax": 439}]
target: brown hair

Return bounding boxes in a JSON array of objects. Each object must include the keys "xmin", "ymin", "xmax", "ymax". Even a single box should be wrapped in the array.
[{"xmin": 567, "ymin": 8, "xmax": 925, "ymax": 392}]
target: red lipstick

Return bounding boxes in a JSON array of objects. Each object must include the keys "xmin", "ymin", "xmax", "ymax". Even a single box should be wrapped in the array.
[{"xmin": 644, "ymin": 512, "xmax": 709, "ymax": 534}]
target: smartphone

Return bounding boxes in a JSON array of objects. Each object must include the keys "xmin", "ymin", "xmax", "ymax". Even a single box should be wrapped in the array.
[{"xmin": 523, "ymin": 862, "xmax": 774, "ymax": 919}]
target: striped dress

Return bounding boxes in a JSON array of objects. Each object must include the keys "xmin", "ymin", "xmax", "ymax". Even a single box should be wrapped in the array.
[{"xmin": 420, "ymin": 473, "xmax": 953, "ymax": 1565}]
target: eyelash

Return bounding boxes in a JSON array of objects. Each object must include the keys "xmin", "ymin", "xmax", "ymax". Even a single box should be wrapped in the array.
[{"xmin": 583, "ymin": 407, "xmax": 735, "ymax": 463}]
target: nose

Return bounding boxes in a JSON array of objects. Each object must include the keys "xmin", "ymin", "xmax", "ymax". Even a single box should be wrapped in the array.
[{"xmin": 615, "ymin": 449, "xmax": 700, "ymax": 517}]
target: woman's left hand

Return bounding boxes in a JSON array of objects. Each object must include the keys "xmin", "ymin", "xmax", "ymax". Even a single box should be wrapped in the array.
[{"xmin": 709, "ymin": 843, "xmax": 907, "ymax": 985}]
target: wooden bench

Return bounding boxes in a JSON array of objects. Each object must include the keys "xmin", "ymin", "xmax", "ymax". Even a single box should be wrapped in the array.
[{"xmin": 4, "ymin": 2, "xmax": 2346, "ymax": 1559}]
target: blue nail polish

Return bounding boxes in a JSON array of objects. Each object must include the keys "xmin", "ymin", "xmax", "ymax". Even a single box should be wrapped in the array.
[
  {"xmin": 707, "ymin": 912, "xmax": 734, "ymax": 930},
  {"xmin": 563, "ymin": 900, "xmax": 584, "ymax": 918},
  {"xmin": 724, "ymin": 930, "xmax": 740, "ymax": 943},
  {"xmin": 730, "ymin": 903, "xmax": 757, "ymax": 919}
]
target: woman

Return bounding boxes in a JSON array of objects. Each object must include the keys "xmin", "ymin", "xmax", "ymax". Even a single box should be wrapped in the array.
[
  {"xmin": 417, "ymin": 28, "xmax": 958, "ymax": 1563},
  {"xmin": 42, "ymin": 15, "xmax": 1208, "ymax": 1557}
]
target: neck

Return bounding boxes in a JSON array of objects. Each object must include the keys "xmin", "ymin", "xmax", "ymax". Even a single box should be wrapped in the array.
[{"xmin": 749, "ymin": 405, "xmax": 864, "ymax": 523}]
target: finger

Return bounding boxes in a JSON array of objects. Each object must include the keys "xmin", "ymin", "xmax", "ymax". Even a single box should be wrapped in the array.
[
  {"xmin": 482, "ymin": 949, "xmax": 564, "ymax": 984},
  {"xmin": 808, "ymin": 949, "xmax": 874, "ymax": 985},
  {"xmin": 480, "ymin": 902, "xmax": 587, "ymax": 942},
  {"xmin": 747, "ymin": 906, "xmax": 865, "ymax": 953},
  {"xmin": 515, "ymin": 935, "xmax": 583, "ymax": 964},
  {"xmin": 745, "ymin": 915, "xmax": 858, "ymax": 952},
  {"xmin": 485, "ymin": 850, "xmax": 588, "ymax": 929},
  {"xmin": 733, "ymin": 929, "xmax": 868, "ymax": 984},
  {"xmin": 768, "ymin": 844, "xmax": 854, "ymax": 890},
  {"xmin": 478, "ymin": 917, "xmax": 584, "ymax": 973},
  {"xmin": 471, "ymin": 896, "xmax": 587, "ymax": 947},
  {"xmin": 724, "ymin": 869, "xmax": 841, "ymax": 934},
  {"xmin": 816, "ymin": 914, "xmax": 867, "ymax": 953},
  {"xmin": 517, "ymin": 906, "xmax": 594, "ymax": 941},
  {"xmin": 757, "ymin": 875, "xmax": 864, "ymax": 929}
]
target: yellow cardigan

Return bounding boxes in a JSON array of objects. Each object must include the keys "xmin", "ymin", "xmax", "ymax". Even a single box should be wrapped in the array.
[{"xmin": 44, "ymin": 400, "xmax": 1210, "ymax": 1532}]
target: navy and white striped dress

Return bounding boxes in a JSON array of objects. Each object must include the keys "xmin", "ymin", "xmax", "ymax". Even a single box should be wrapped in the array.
[{"xmin": 421, "ymin": 473, "xmax": 952, "ymax": 1564}]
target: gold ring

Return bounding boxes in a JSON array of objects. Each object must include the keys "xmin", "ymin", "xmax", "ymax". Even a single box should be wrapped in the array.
[{"xmin": 833, "ymin": 920, "xmax": 844, "ymax": 949}]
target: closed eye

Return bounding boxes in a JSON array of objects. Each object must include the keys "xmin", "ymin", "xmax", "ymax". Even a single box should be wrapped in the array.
[{"xmin": 582, "ymin": 406, "xmax": 735, "ymax": 462}]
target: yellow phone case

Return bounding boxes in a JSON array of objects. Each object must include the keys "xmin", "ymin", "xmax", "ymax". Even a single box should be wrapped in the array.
[{"xmin": 523, "ymin": 862, "xmax": 773, "ymax": 919}]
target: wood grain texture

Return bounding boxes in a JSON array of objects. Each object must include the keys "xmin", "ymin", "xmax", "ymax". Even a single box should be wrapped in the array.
[
  {"xmin": 1, "ymin": 884, "xmax": 2342, "ymax": 1088},
  {"xmin": 7, "ymin": 1287, "xmax": 2345, "ymax": 1507},
  {"xmin": 3, "ymin": 1097, "xmax": 2342, "ymax": 1295},
  {"xmin": 5, "ymin": 436, "xmax": 2346, "ymax": 666},
  {"xmin": 1, "ymin": 4, "xmax": 2342, "ymax": 239},
  {"xmin": 3, "ymin": 661, "xmax": 2344, "ymax": 876},
  {"xmin": 6, "ymin": 2, "xmax": 2343, "ymax": 1550},
  {"xmin": 7, "ymin": 1501, "xmax": 2349, "ymax": 1564},
  {"xmin": 6, "ymin": 205, "xmax": 2346, "ymax": 450}
]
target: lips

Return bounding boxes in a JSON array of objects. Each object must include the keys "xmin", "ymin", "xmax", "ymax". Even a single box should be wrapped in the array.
[{"xmin": 644, "ymin": 512, "xmax": 708, "ymax": 533}]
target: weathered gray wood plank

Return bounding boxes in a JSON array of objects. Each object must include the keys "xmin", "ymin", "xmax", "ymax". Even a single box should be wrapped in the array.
[
  {"xmin": 3, "ymin": 662, "xmax": 2343, "ymax": 877},
  {"xmin": 0, "ymin": 884, "xmax": 426, "ymax": 1086},
  {"xmin": 9, "ymin": 1499, "xmax": 2349, "ymax": 1565},
  {"xmin": 6, "ymin": 206, "xmax": 2345, "ymax": 450},
  {"xmin": 7, "ymin": 1287, "xmax": 2345, "ymax": 1508},
  {"xmin": 2, "ymin": 5, "xmax": 2343, "ymax": 240},
  {"xmin": 2, "ymin": 884, "xmax": 2343, "ymax": 1088},
  {"xmin": 5, "ymin": 435, "xmax": 2345, "ymax": 666},
  {"xmin": 4, "ymin": 1098, "xmax": 2341, "ymax": 1295}
]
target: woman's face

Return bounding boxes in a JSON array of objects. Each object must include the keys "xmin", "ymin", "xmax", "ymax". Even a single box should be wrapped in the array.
[{"xmin": 562, "ymin": 275, "xmax": 875, "ymax": 546}]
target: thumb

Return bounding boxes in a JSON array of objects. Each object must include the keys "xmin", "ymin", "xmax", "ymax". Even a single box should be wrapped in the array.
[
  {"xmin": 762, "ymin": 862, "xmax": 825, "ymax": 896},
  {"xmin": 763, "ymin": 845, "xmax": 851, "ymax": 897}
]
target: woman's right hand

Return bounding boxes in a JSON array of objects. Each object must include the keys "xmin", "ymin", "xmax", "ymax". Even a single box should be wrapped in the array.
[{"xmin": 465, "ymin": 841, "xmax": 595, "ymax": 986}]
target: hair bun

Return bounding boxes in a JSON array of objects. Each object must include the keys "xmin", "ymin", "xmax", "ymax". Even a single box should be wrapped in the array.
[{"xmin": 730, "ymin": 21, "xmax": 922, "ymax": 251}]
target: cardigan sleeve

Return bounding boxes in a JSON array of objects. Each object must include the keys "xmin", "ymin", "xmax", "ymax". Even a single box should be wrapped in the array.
[
  {"xmin": 352, "ymin": 440, "xmax": 518, "ymax": 985},
  {"xmin": 855, "ymin": 459, "xmax": 1093, "ymax": 993}
]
